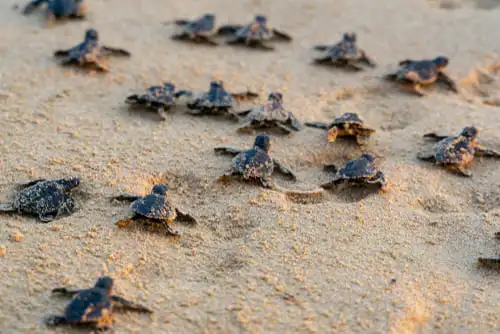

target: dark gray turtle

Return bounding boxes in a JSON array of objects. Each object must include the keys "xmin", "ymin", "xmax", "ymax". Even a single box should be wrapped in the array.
[
  {"xmin": 313, "ymin": 33, "xmax": 376, "ymax": 71},
  {"xmin": 54, "ymin": 28, "xmax": 131, "ymax": 72},
  {"xmin": 169, "ymin": 13, "xmax": 218, "ymax": 46},
  {"xmin": 417, "ymin": 126, "xmax": 500, "ymax": 177},
  {"xmin": 176, "ymin": 80, "xmax": 258, "ymax": 119},
  {"xmin": 46, "ymin": 276, "xmax": 152, "ymax": 331},
  {"xmin": 22, "ymin": 0, "xmax": 87, "ymax": 25},
  {"xmin": 305, "ymin": 112, "xmax": 375, "ymax": 145},
  {"xmin": 321, "ymin": 153, "xmax": 388, "ymax": 190},
  {"xmin": 478, "ymin": 232, "xmax": 500, "ymax": 269},
  {"xmin": 0, "ymin": 176, "xmax": 80, "ymax": 222},
  {"xmin": 215, "ymin": 134, "xmax": 296, "ymax": 189},
  {"xmin": 125, "ymin": 82, "xmax": 178, "ymax": 120},
  {"xmin": 235, "ymin": 92, "xmax": 301, "ymax": 134},
  {"xmin": 113, "ymin": 184, "xmax": 196, "ymax": 236},
  {"xmin": 217, "ymin": 15, "xmax": 292, "ymax": 51},
  {"xmin": 384, "ymin": 56, "xmax": 458, "ymax": 96}
]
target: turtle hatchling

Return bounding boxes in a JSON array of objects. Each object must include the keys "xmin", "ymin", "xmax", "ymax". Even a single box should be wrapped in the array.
[
  {"xmin": 46, "ymin": 276, "xmax": 152, "ymax": 331},
  {"xmin": 125, "ymin": 82, "xmax": 179, "ymax": 120},
  {"xmin": 478, "ymin": 232, "xmax": 500, "ymax": 269},
  {"xmin": 22, "ymin": 0, "xmax": 87, "ymax": 25},
  {"xmin": 417, "ymin": 126, "xmax": 500, "ymax": 177},
  {"xmin": 217, "ymin": 15, "xmax": 292, "ymax": 50},
  {"xmin": 0, "ymin": 177, "xmax": 80, "ymax": 222},
  {"xmin": 384, "ymin": 56, "xmax": 458, "ymax": 96},
  {"xmin": 113, "ymin": 184, "xmax": 197, "ymax": 236},
  {"xmin": 235, "ymin": 92, "xmax": 301, "ymax": 134},
  {"xmin": 176, "ymin": 80, "xmax": 258, "ymax": 119},
  {"xmin": 305, "ymin": 112, "xmax": 375, "ymax": 145},
  {"xmin": 214, "ymin": 134, "xmax": 297, "ymax": 189},
  {"xmin": 54, "ymin": 28, "xmax": 131, "ymax": 72},
  {"xmin": 169, "ymin": 13, "xmax": 218, "ymax": 45},
  {"xmin": 321, "ymin": 153, "xmax": 388, "ymax": 190},
  {"xmin": 313, "ymin": 33, "xmax": 376, "ymax": 71}
]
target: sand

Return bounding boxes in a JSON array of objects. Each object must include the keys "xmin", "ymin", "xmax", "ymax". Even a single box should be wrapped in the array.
[{"xmin": 1, "ymin": 0, "xmax": 500, "ymax": 333}]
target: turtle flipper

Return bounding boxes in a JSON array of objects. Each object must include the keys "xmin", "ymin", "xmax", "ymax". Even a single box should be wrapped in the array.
[
  {"xmin": 454, "ymin": 166, "xmax": 472, "ymax": 177},
  {"xmin": 237, "ymin": 121, "xmax": 257, "ymax": 133},
  {"xmin": 259, "ymin": 178, "xmax": 274, "ymax": 189},
  {"xmin": 304, "ymin": 121, "xmax": 330, "ymax": 130},
  {"xmin": 174, "ymin": 90, "xmax": 193, "ymax": 98},
  {"xmin": 383, "ymin": 72, "xmax": 399, "ymax": 81},
  {"xmin": 474, "ymin": 145, "xmax": 500, "ymax": 158},
  {"xmin": 320, "ymin": 181, "xmax": 339, "ymax": 189},
  {"xmin": 437, "ymin": 72, "xmax": 458, "ymax": 93},
  {"xmin": 231, "ymin": 91, "xmax": 259, "ymax": 100},
  {"xmin": 175, "ymin": 208, "xmax": 197, "ymax": 225},
  {"xmin": 101, "ymin": 46, "xmax": 131, "ymax": 57},
  {"xmin": 323, "ymin": 165, "xmax": 338, "ymax": 173},
  {"xmin": 216, "ymin": 24, "xmax": 244, "ymax": 36},
  {"xmin": 398, "ymin": 59, "xmax": 414, "ymax": 67},
  {"xmin": 367, "ymin": 171, "xmax": 389, "ymax": 191},
  {"xmin": 234, "ymin": 108, "xmax": 253, "ymax": 117},
  {"xmin": 214, "ymin": 147, "xmax": 244, "ymax": 155},
  {"xmin": 272, "ymin": 159, "xmax": 297, "ymax": 180},
  {"xmin": 22, "ymin": 0, "xmax": 46, "ymax": 15},
  {"xmin": 272, "ymin": 29, "xmax": 292, "ymax": 41},
  {"xmin": 39, "ymin": 212, "xmax": 57, "ymax": 223},
  {"xmin": 157, "ymin": 108, "xmax": 167, "ymax": 120},
  {"xmin": 45, "ymin": 315, "xmax": 67, "ymax": 327},
  {"xmin": 417, "ymin": 150, "xmax": 436, "ymax": 161},
  {"xmin": 345, "ymin": 62, "xmax": 364, "ymax": 72},
  {"xmin": 0, "ymin": 203, "xmax": 15, "ymax": 212},
  {"xmin": 314, "ymin": 45, "xmax": 331, "ymax": 51},
  {"xmin": 313, "ymin": 56, "xmax": 333, "ymax": 65},
  {"xmin": 478, "ymin": 257, "xmax": 500, "ymax": 269},
  {"xmin": 423, "ymin": 132, "xmax": 449, "ymax": 141},
  {"xmin": 195, "ymin": 36, "xmax": 219, "ymax": 46},
  {"xmin": 51, "ymin": 288, "xmax": 82, "ymax": 297},
  {"xmin": 161, "ymin": 221, "xmax": 182, "ymax": 236},
  {"xmin": 111, "ymin": 296, "xmax": 153, "ymax": 313},
  {"xmin": 356, "ymin": 135, "xmax": 370, "ymax": 145},
  {"xmin": 115, "ymin": 218, "xmax": 135, "ymax": 228},
  {"xmin": 288, "ymin": 114, "xmax": 302, "ymax": 131},
  {"xmin": 360, "ymin": 51, "xmax": 376, "ymax": 68},
  {"xmin": 254, "ymin": 42, "xmax": 275, "ymax": 51},
  {"xmin": 18, "ymin": 178, "xmax": 46, "ymax": 188},
  {"xmin": 276, "ymin": 123, "xmax": 293, "ymax": 134},
  {"xmin": 113, "ymin": 194, "xmax": 141, "ymax": 202}
]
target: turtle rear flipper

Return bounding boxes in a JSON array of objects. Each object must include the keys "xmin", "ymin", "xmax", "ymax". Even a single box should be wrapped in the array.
[
  {"xmin": 314, "ymin": 45, "xmax": 330, "ymax": 52},
  {"xmin": 101, "ymin": 46, "xmax": 131, "ymax": 57},
  {"xmin": 272, "ymin": 29, "xmax": 292, "ymax": 41},
  {"xmin": 175, "ymin": 208, "xmax": 197, "ymax": 225},
  {"xmin": 437, "ymin": 72, "xmax": 458, "ymax": 93},
  {"xmin": 113, "ymin": 194, "xmax": 141, "ymax": 202},
  {"xmin": 360, "ymin": 51, "xmax": 376, "ymax": 68},
  {"xmin": 0, "ymin": 203, "xmax": 14, "ymax": 212},
  {"xmin": 474, "ymin": 145, "xmax": 500, "ymax": 158},
  {"xmin": 478, "ymin": 257, "xmax": 500, "ymax": 269},
  {"xmin": 216, "ymin": 24, "xmax": 244, "ymax": 36},
  {"xmin": 304, "ymin": 121, "xmax": 330, "ymax": 130},
  {"xmin": 52, "ymin": 288, "xmax": 82, "ymax": 297},
  {"xmin": 111, "ymin": 296, "xmax": 153, "ymax": 313},
  {"xmin": 214, "ymin": 146, "xmax": 244, "ymax": 155},
  {"xmin": 45, "ymin": 315, "xmax": 68, "ymax": 327},
  {"xmin": 22, "ymin": 0, "xmax": 46, "ymax": 15},
  {"xmin": 272, "ymin": 159, "xmax": 297, "ymax": 180},
  {"xmin": 423, "ymin": 132, "xmax": 449, "ymax": 141},
  {"xmin": 53, "ymin": 49, "xmax": 71, "ymax": 57}
]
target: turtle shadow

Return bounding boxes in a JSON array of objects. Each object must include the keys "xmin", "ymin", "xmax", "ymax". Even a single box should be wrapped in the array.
[
  {"xmin": 327, "ymin": 183, "xmax": 384, "ymax": 203},
  {"xmin": 120, "ymin": 105, "xmax": 171, "ymax": 122}
]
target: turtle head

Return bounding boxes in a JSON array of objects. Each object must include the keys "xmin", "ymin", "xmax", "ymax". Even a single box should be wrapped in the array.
[
  {"xmin": 94, "ymin": 277, "xmax": 114, "ymax": 294},
  {"xmin": 209, "ymin": 80, "xmax": 223, "ymax": 90},
  {"xmin": 254, "ymin": 134, "xmax": 271, "ymax": 152},
  {"xmin": 163, "ymin": 82, "xmax": 175, "ymax": 92},
  {"xmin": 255, "ymin": 15, "xmax": 267, "ymax": 24},
  {"xmin": 85, "ymin": 29, "xmax": 99, "ymax": 42},
  {"xmin": 361, "ymin": 153, "xmax": 375, "ymax": 163},
  {"xmin": 59, "ymin": 176, "xmax": 80, "ymax": 189},
  {"xmin": 432, "ymin": 56, "xmax": 449, "ymax": 69},
  {"xmin": 460, "ymin": 126, "xmax": 478, "ymax": 139},
  {"xmin": 202, "ymin": 13, "xmax": 215, "ymax": 21},
  {"xmin": 152, "ymin": 184, "xmax": 168, "ymax": 196},
  {"xmin": 268, "ymin": 92, "xmax": 283, "ymax": 103},
  {"xmin": 343, "ymin": 33, "xmax": 356, "ymax": 42}
]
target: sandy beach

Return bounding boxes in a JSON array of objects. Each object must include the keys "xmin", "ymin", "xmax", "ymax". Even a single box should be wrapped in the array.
[{"xmin": 0, "ymin": 0, "xmax": 499, "ymax": 333}]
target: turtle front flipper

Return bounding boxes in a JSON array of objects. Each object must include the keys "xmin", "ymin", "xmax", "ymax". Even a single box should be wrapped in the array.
[
  {"xmin": 474, "ymin": 145, "xmax": 500, "ymax": 158},
  {"xmin": 111, "ymin": 296, "xmax": 153, "ymax": 313},
  {"xmin": 437, "ymin": 72, "xmax": 458, "ymax": 93},
  {"xmin": 39, "ymin": 212, "xmax": 57, "ymax": 223},
  {"xmin": 383, "ymin": 72, "xmax": 399, "ymax": 81},
  {"xmin": 272, "ymin": 159, "xmax": 297, "ymax": 180},
  {"xmin": 216, "ymin": 24, "xmax": 244, "ymax": 36},
  {"xmin": 288, "ymin": 114, "xmax": 302, "ymax": 131},
  {"xmin": 214, "ymin": 147, "xmax": 244, "ymax": 155},
  {"xmin": 51, "ymin": 288, "xmax": 82, "ymax": 297},
  {"xmin": 417, "ymin": 150, "xmax": 436, "ymax": 161},
  {"xmin": 314, "ymin": 45, "xmax": 331, "ymax": 51},
  {"xmin": 101, "ymin": 46, "xmax": 131, "ymax": 57},
  {"xmin": 272, "ymin": 29, "xmax": 292, "ymax": 41},
  {"xmin": 18, "ymin": 178, "xmax": 47, "ymax": 188},
  {"xmin": 259, "ymin": 178, "xmax": 274, "ymax": 189},
  {"xmin": 360, "ymin": 51, "xmax": 376, "ymax": 68},
  {"xmin": 161, "ymin": 221, "xmax": 182, "ymax": 236},
  {"xmin": 234, "ymin": 108, "xmax": 253, "ymax": 117},
  {"xmin": 304, "ymin": 121, "xmax": 330, "ymax": 130},
  {"xmin": 237, "ymin": 121, "xmax": 257, "ymax": 133},
  {"xmin": 478, "ymin": 257, "xmax": 500, "ymax": 269},
  {"xmin": 53, "ymin": 49, "xmax": 71, "ymax": 57},
  {"xmin": 367, "ymin": 171, "xmax": 389, "ymax": 191},
  {"xmin": 157, "ymin": 107, "xmax": 167, "ymax": 120},
  {"xmin": 0, "ymin": 203, "xmax": 15, "ymax": 212},
  {"xmin": 22, "ymin": 0, "xmax": 46, "ymax": 15},
  {"xmin": 115, "ymin": 218, "xmax": 135, "ymax": 228},
  {"xmin": 174, "ymin": 90, "xmax": 193, "ymax": 98},
  {"xmin": 45, "ymin": 315, "xmax": 68, "ymax": 327},
  {"xmin": 398, "ymin": 59, "xmax": 414, "ymax": 67},
  {"xmin": 175, "ymin": 208, "xmax": 197, "ymax": 225},
  {"xmin": 452, "ymin": 165, "xmax": 472, "ymax": 177},
  {"xmin": 231, "ymin": 91, "xmax": 259, "ymax": 101},
  {"xmin": 320, "ymin": 180, "xmax": 339, "ymax": 189},
  {"xmin": 113, "ymin": 194, "xmax": 141, "ymax": 202},
  {"xmin": 323, "ymin": 165, "xmax": 338, "ymax": 173},
  {"xmin": 276, "ymin": 123, "xmax": 293, "ymax": 134},
  {"xmin": 423, "ymin": 132, "xmax": 449, "ymax": 141}
]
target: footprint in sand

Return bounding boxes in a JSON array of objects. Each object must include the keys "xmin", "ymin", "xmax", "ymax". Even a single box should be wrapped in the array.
[
  {"xmin": 461, "ymin": 57, "xmax": 500, "ymax": 106},
  {"xmin": 429, "ymin": 0, "xmax": 500, "ymax": 10}
]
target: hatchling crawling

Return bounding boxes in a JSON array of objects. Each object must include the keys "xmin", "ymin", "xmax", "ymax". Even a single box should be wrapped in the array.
[
  {"xmin": 478, "ymin": 232, "xmax": 500, "ymax": 269},
  {"xmin": 417, "ymin": 126, "xmax": 500, "ymax": 177},
  {"xmin": 235, "ymin": 92, "xmax": 301, "ymax": 134},
  {"xmin": 321, "ymin": 153, "xmax": 388, "ymax": 190},
  {"xmin": 125, "ymin": 82, "xmax": 179, "ymax": 120},
  {"xmin": 176, "ymin": 80, "xmax": 258, "ymax": 119},
  {"xmin": 384, "ymin": 56, "xmax": 458, "ymax": 96},
  {"xmin": 54, "ymin": 28, "xmax": 131, "ymax": 72},
  {"xmin": 169, "ymin": 13, "xmax": 218, "ymax": 45},
  {"xmin": 215, "ymin": 134, "xmax": 297, "ymax": 189},
  {"xmin": 0, "ymin": 177, "xmax": 80, "ymax": 222},
  {"xmin": 113, "ymin": 184, "xmax": 197, "ymax": 236},
  {"xmin": 305, "ymin": 112, "xmax": 375, "ymax": 145},
  {"xmin": 46, "ymin": 276, "xmax": 152, "ymax": 331},
  {"xmin": 22, "ymin": 0, "xmax": 87, "ymax": 25},
  {"xmin": 217, "ymin": 15, "xmax": 292, "ymax": 50},
  {"xmin": 313, "ymin": 33, "xmax": 376, "ymax": 70}
]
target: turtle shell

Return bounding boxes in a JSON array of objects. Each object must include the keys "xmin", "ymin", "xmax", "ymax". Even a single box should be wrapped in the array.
[
  {"xmin": 249, "ymin": 100, "xmax": 290, "ymax": 123},
  {"xmin": 182, "ymin": 14, "xmax": 215, "ymax": 35},
  {"xmin": 131, "ymin": 193, "xmax": 176, "ymax": 220},
  {"xmin": 331, "ymin": 112, "xmax": 364, "ymax": 126},
  {"xmin": 62, "ymin": 288, "xmax": 112, "ymax": 325},
  {"xmin": 433, "ymin": 136, "xmax": 475, "ymax": 165},
  {"xmin": 398, "ymin": 60, "xmax": 439, "ymax": 84},
  {"xmin": 144, "ymin": 85, "xmax": 175, "ymax": 105},
  {"xmin": 190, "ymin": 88, "xmax": 234, "ymax": 110},
  {"xmin": 336, "ymin": 156, "xmax": 378, "ymax": 180},
  {"xmin": 13, "ymin": 181, "xmax": 74, "ymax": 216},
  {"xmin": 49, "ymin": 0, "xmax": 83, "ymax": 16},
  {"xmin": 232, "ymin": 147, "xmax": 274, "ymax": 179},
  {"xmin": 326, "ymin": 38, "xmax": 362, "ymax": 61}
]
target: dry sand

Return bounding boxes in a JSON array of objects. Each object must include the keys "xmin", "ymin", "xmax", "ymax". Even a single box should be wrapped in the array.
[{"xmin": 1, "ymin": 0, "xmax": 500, "ymax": 333}]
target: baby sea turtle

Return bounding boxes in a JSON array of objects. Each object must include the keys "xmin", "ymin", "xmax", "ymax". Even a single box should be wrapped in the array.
[
  {"xmin": 22, "ymin": 0, "xmax": 87, "ymax": 25},
  {"xmin": 113, "ymin": 184, "xmax": 197, "ymax": 236},
  {"xmin": 305, "ymin": 112, "xmax": 375, "ymax": 145},
  {"xmin": 384, "ymin": 57, "xmax": 458, "ymax": 96},
  {"xmin": 478, "ymin": 232, "xmax": 500, "ymax": 269},
  {"xmin": 321, "ymin": 153, "xmax": 388, "ymax": 190},
  {"xmin": 313, "ymin": 33, "xmax": 376, "ymax": 71},
  {"xmin": 169, "ymin": 13, "xmax": 218, "ymax": 46},
  {"xmin": 214, "ymin": 134, "xmax": 296, "ymax": 189},
  {"xmin": 54, "ymin": 28, "xmax": 131, "ymax": 72},
  {"xmin": 176, "ymin": 80, "xmax": 258, "ymax": 119},
  {"xmin": 125, "ymin": 82, "xmax": 179, "ymax": 120},
  {"xmin": 0, "ymin": 177, "xmax": 80, "ymax": 222},
  {"xmin": 235, "ymin": 92, "xmax": 301, "ymax": 134},
  {"xmin": 417, "ymin": 126, "xmax": 500, "ymax": 177},
  {"xmin": 46, "ymin": 276, "xmax": 152, "ymax": 331},
  {"xmin": 217, "ymin": 15, "xmax": 292, "ymax": 51}
]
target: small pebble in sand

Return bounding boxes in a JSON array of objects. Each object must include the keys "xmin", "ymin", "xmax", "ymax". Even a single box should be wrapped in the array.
[{"xmin": 10, "ymin": 231, "xmax": 24, "ymax": 242}]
